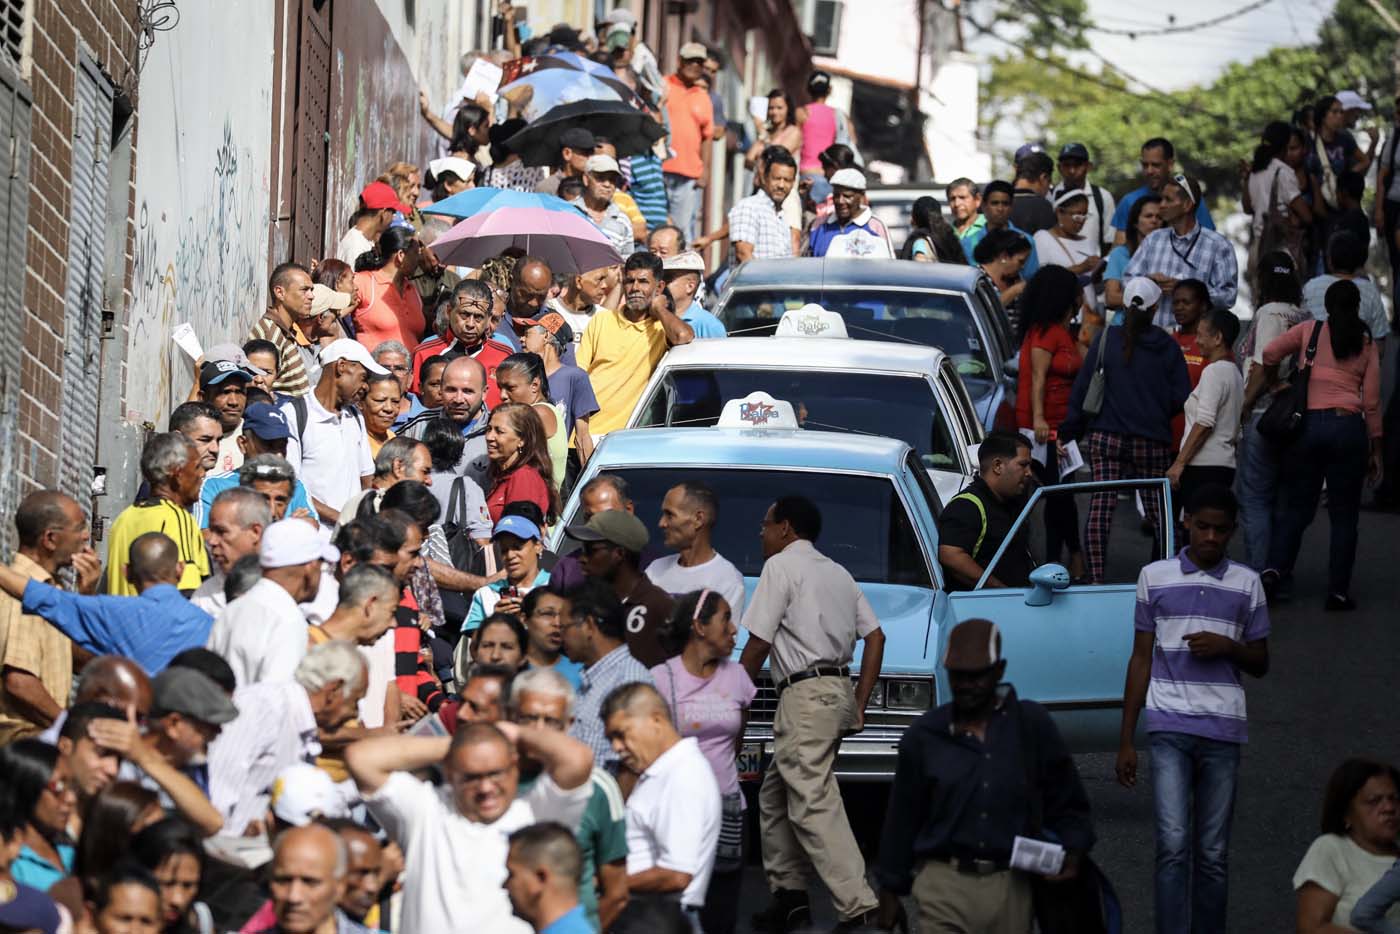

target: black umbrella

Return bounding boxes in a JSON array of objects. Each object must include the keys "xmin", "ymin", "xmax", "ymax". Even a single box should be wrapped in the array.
[{"xmin": 506, "ymin": 99, "xmax": 668, "ymax": 166}]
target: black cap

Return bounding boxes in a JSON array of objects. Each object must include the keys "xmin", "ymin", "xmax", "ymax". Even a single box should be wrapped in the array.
[
  {"xmin": 1058, "ymin": 142, "xmax": 1090, "ymax": 162},
  {"xmin": 559, "ymin": 127, "xmax": 597, "ymax": 153}
]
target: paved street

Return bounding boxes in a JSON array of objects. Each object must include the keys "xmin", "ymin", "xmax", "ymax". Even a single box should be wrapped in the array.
[{"xmin": 734, "ymin": 508, "xmax": 1400, "ymax": 932}]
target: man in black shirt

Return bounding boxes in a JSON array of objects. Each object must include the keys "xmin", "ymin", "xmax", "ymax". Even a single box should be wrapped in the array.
[
  {"xmin": 875, "ymin": 618, "xmax": 1094, "ymax": 932},
  {"xmin": 1011, "ymin": 151, "xmax": 1057, "ymax": 235},
  {"xmin": 938, "ymin": 433, "xmax": 1035, "ymax": 590}
]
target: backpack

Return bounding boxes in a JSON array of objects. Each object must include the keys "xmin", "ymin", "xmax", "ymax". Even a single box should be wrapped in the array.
[
  {"xmin": 284, "ymin": 394, "xmax": 366, "ymax": 449},
  {"xmin": 438, "ymin": 476, "xmax": 489, "ymax": 641}
]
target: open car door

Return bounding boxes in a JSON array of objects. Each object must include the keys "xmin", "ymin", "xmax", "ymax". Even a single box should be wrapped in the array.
[{"xmin": 940, "ymin": 477, "xmax": 1175, "ymax": 751}]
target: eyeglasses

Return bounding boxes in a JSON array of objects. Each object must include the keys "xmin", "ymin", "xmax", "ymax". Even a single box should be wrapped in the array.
[
  {"xmin": 1068, "ymin": 213, "xmax": 1088, "ymax": 222},
  {"xmin": 384, "ymin": 364, "xmax": 410, "ymax": 374},
  {"xmin": 453, "ymin": 767, "xmax": 511, "ymax": 786},
  {"xmin": 457, "ymin": 300, "xmax": 491, "ymax": 313},
  {"xmin": 1170, "ymin": 173, "xmax": 1195, "ymax": 203}
]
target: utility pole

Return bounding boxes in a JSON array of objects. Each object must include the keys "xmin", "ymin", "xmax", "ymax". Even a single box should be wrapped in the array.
[{"xmin": 1360, "ymin": 0, "xmax": 1400, "ymax": 93}]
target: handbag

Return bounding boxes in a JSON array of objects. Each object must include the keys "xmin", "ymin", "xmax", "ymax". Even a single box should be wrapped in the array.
[
  {"xmin": 1017, "ymin": 704, "xmax": 1122, "ymax": 934},
  {"xmin": 1080, "ymin": 317, "xmax": 1113, "ymax": 418},
  {"xmin": 1256, "ymin": 320, "xmax": 1324, "ymax": 445}
]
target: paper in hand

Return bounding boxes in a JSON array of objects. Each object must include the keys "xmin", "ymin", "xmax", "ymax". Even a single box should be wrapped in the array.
[
  {"xmin": 749, "ymin": 96, "xmax": 769, "ymax": 123},
  {"xmin": 461, "ymin": 59, "xmax": 504, "ymax": 105},
  {"xmin": 1010, "ymin": 835, "xmax": 1065, "ymax": 876},
  {"xmin": 1058, "ymin": 440, "xmax": 1084, "ymax": 479},
  {"xmin": 171, "ymin": 323, "xmax": 203, "ymax": 361}
]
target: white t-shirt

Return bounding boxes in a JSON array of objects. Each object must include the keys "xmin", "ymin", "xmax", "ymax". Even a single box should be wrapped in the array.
[
  {"xmin": 1248, "ymin": 159, "xmax": 1303, "ymax": 238},
  {"xmin": 1293, "ymin": 833, "xmax": 1400, "ymax": 927},
  {"xmin": 1032, "ymin": 228, "xmax": 1097, "ymax": 310},
  {"xmin": 625, "ymin": 737, "xmax": 721, "ymax": 908},
  {"xmin": 1246, "ymin": 302, "xmax": 1302, "ymax": 387},
  {"xmin": 366, "ymin": 770, "xmax": 592, "ymax": 934},
  {"xmin": 206, "ymin": 578, "xmax": 309, "ymax": 688},
  {"xmin": 645, "ymin": 552, "xmax": 747, "ymax": 624},
  {"xmin": 1183, "ymin": 359, "xmax": 1244, "ymax": 468},
  {"xmin": 358, "ymin": 629, "xmax": 396, "ymax": 729},
  {"xmin": 337, "ymin": 227, "xmax": 377, "ymax": 267},
  {"xmin": 283, "ymin": 394, "xmax": 375, "ymax": 515}
]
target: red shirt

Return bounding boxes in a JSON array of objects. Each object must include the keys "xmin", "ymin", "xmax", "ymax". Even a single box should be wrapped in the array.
[
  {"xmin": 487, "ymin": 465, "xmax": 551, "ymax": 524},
  {"xmin": 1172, "ymin": 331, "xmax": 1206, "ymax": 449},
  {"xmin": 353, "ymin": 270, "xmax": 426, "ymax": 351},
  {"xmin": 1015, "ymin": 323, "xmax": 1081, "ymax": 429},
  {"xmin": 410, "ymin": 334, "xmax": 514, "ymax": 409}
]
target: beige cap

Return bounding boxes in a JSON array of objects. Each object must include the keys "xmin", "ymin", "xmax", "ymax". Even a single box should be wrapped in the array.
[{"xmin": 585, "ymin": 154, "xmax": 621, "ymax": 176}]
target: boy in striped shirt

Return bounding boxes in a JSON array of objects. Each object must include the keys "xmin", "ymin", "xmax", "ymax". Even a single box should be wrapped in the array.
[{"xmin": 1116, "ymin": 482, "xmax": 1269, "ymax": 934}]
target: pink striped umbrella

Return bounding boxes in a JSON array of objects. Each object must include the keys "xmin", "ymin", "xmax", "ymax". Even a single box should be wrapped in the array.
[{"xmin": 430, "ymin": 206, "xmax": 623, "ymax": 273}]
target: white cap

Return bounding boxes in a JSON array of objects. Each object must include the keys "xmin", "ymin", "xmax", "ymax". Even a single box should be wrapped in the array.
[
  {"xmin": 584, "ymin": 154, "xmax": 621, "ymax": 176},
  {"xmin": 600, "ymin": 7, "xmax": 637, "ymax": 27},
  {"xmin": 319, "ymin": 338, "xmax": 390, "ymax": 376},
  {"xmin": 1052, "ymin": 187, "xmax": 1090, "ymax": 209},
  {"xmin": 1337, "ymin": 90, "xmax": 1372, "ymax": 112},
  {"xmin": 1122, "ymin": 277, "xmax": 1163, "ymax": 312},
  {"xmin": 270, "ymin": 764, "xmax": 351, "ymax": 826},
  {"xmin": 259, "ymin": 519, "xmax": 340, "ymax": 569},
  {"xmin": 429, "ymin": 156, "xmax": 476, "ymax": 183},
  {"xmin": 662, "ymin": 250, "xmax": 706, "ymax": 273},
  {"xmin": 309, "ymin": 284, "xmax": 351, "ymax": 318},
  {"xmin": 829, "ymin": 168, "xmax": 867, "ymax": 191}
]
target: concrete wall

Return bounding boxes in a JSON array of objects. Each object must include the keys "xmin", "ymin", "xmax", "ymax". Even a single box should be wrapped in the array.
[{"xmin": 126, "ymin": 0, "xmax": 276, "ymax": 430}]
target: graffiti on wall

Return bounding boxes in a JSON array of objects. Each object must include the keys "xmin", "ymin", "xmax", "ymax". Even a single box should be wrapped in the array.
[{"xmin": 128, "ymin": 118, "xmax": 269, "ymax": 428}]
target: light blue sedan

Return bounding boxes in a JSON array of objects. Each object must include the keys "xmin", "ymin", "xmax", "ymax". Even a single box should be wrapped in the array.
[{"xmin": 550, "ymin": 407, "xmax": 1174, "ymax": 781}]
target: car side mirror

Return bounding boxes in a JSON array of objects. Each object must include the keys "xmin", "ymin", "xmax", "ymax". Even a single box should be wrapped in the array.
[{"xmin": 1025, "ymin": 563, "xmax": 1071, "ymax": 606}]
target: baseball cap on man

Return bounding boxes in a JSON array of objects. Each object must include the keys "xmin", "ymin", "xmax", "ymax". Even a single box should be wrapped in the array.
[
  {"xmin": 205, "ymin": 343, "xmax": 266, "ymax": 375},
  {"xmin": 309, "ymin": 284, "xmax": 351, "ymax": 318},
  {"xmin": 565, "ymin": 510, "xmax": 649, "ymax": 553},
  {"xmin": 150, "ymin": 667, "xmax": 239, "ymax": 725},
  {"xmin": 241, "ymin": 402, "xmax": 291, "ymax": 441},
  {"xmin": 270, "ymin": 763, "xmax": 351, "ymax": 826},
  {"xmin": 360, "ymin": 180, "xmax": 411, "ymax": 215},
  {"xmin": 559, "ymin": 127, "xmax": 597, "ymax": 152},
  {"xmin": 199, "ymin": 359, "xmax": 257, "ymax": 388},
  {"xmin": 600, "ymin": 7, "xmax": 637, "ymax": 27},
  {"xmin": 663, "ymin": 250, "xmax": 706, "ymax": 273},
  {"xmin": 585, "ymin": 154, "xmax": 621, "ymax": 176},
  {"xmin": 1058, "ymin": 142, "xmax": 1090, "ymax": 162},
  {"xmin": 679, "ymin": 41, "xmax": 708, "ymax": 62},
  {"xmin": 259, "ymin": 519, "xmax": 340, "ymax": 569},
  {"xmin": 829, "ymin": 168, "xmax": 867, "ymax": 191},
  {"xmin": 320, "ymin": 338, "xmax": 390, "ymax": 376},
  {"xmin": 943, "ymin": 618, "xmax": 1003, "ymax": 671},
  {"xmin": 514, "ymin": 311, "xmax": 574, "ymax": 345},
  {"xmin": 605, "ymin": 26, "xmax": 632, "ymax": 51},
  {"xmin": 1337, "ymin": 90, "xmax": 1372, "ymax": 112}
]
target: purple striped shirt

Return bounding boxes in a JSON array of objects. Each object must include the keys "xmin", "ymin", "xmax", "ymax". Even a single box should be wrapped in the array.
[{"xmin": 1134, "ymin": 551, "xmax": 1270, "ymax": 744}]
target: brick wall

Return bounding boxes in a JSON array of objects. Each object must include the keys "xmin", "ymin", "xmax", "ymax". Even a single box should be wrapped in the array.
[{"xmin": 21, "ymin": 0, "xmax": 137, "ymax": 494}]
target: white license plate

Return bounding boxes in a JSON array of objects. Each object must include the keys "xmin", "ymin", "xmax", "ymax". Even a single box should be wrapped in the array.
[{"xmin": 737, "ymin": 742, "xmax": 769, "ymax": 780}]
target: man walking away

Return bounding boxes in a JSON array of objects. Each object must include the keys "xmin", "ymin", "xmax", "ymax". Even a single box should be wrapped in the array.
[
  {"xmin": 506, "ymin": 822, "xmax": 594, "ymax": 934},
  {"xmin": 740, "ymin": 496, "xmax": 885, "ymax": 931},
  {"xmin": 876, "ymin": 618, "xmax": 1094, "ymax": 933},
  {"xmin": 1011, "ymin": 151, "xmax": 1056, "ymax": 234},
  {"xmin": 1117, "ymin": 483, "xmax": 1269, "ymax": 934}
]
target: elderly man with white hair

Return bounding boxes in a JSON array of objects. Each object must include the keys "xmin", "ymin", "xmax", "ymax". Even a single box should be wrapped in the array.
[
  {"xmin": 510, "ymin": 667, "xmax": 630, "ymax": 932},
  {"xmin": 192, "ymin": 486, "xmax": 272, "ymax": 616},
  {"xmin": 208, "ymin": 639, "xmax": 368, "ymax": 837}
]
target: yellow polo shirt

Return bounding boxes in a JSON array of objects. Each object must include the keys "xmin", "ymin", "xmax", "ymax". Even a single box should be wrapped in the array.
[
  {"xmin": 576, "ymin": 307, "xmax": 668, "ymax": 435},
  {"xmin": 104, "ymin": 500, "xmax": 210, "ymax": 595},
  {"xmin": 0, "ymin": 555, "xmax": 69, "ymax": 744}
]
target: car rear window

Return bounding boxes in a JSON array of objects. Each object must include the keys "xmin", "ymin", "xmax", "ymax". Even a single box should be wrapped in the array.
[{"xmin": 561, "ymin": 467, "xmax": 932, "ymax": 588}]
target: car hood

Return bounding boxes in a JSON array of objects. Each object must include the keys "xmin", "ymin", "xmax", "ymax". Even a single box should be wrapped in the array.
[{"xmin": 733, "ymin": 581, "xmax": 936, "ymax": 675}]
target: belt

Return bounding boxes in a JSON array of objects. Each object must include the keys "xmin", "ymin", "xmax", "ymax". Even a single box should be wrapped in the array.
[
  {"xmin": 776, "ymin": 665, "xmax": 849, "ymax": 695},
  {"xmin": 944, "ymin": 856, "xmax": 1008, "ymax": 876}
]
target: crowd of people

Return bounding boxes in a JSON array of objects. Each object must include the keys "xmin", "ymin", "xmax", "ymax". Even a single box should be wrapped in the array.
[{"xmin": 4, "ymin": 3, "xmax": 1400, "ymax": 929}]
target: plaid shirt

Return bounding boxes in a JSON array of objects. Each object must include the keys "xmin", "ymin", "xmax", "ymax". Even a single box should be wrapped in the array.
[
  {"xmin": 1125, "ymin": 223, "xmax": 1238, "ymax": 329},
  {"xmin": 570, "ymin": 645, "xmax": 654, "ymax": 765},
  {"xmin": 729, "ymin": 191, "xmax": 793, "ymax": 260}
]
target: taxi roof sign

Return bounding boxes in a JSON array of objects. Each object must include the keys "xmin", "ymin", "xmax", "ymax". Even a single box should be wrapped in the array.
[
  {"xmin": 717, "ymin": 391, "xmax": 800, "ymax": 430},
  {"xmin": 774, "ymin": 303, "xmax": 849, "ymax": 339}
]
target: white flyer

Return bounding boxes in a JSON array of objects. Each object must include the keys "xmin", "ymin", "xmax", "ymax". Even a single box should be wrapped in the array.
[
  {"xmin": 460, "ymin": 59, "xmax": 504, "ymax": 105},
  {"xmin": 749, "ymin": 96, "xmax": 769, "ymax": 123},
  {"xmin": 171, "ymin": 322, "xmax": 203, "ymax": 361},
  {"xmin": 1010, "ymin": 835, "xmax": 1065, "ymax": 876},
  {"xmin": 1058, "ymin": 440, "xmax": 1084, "ymax": 479}
]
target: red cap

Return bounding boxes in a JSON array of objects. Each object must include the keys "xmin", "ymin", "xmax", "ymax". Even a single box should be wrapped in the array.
[{"xmin": 360, "ymin": 180, "xmax": 411, "ymax": 215}]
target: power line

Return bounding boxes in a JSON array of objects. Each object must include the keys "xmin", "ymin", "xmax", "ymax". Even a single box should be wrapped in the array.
[{"xmin": 1085, "ymin": 0, "xmax": 1276, "ymax": 37}]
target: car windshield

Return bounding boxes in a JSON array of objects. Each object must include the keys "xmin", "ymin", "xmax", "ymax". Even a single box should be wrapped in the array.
[
  {"xmin": 635, "ymin": 368, "xmax": 961, "ymax": 471},
  {"xmin": 561, "ymin": 467, "xmax": 932, "ymax": 587},
  {"xmin": 717, "ymin": 288, "xmax": 994, "ymax": 389}
]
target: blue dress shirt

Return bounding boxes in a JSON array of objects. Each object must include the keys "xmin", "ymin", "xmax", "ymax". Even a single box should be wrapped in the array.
[{"xmin": 22, "ymin": 581, "xmax": 213, "ymax": 674}]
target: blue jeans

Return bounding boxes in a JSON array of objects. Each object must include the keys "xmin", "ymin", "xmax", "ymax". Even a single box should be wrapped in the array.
[
  {"xmin": 1267, "ymin": 410, "xmax": 1368, "ymax": 594},
  {"xmin": 1150, "ymin": 732, "xmax": 1240, "ymax": 934},
  {"xmin": 1234, "ymin": 410, "xmax": 1280, "ymax": 571},
  {"xmin": 664, "ymin": 172, "xmax": 700, "ymax": 241}
]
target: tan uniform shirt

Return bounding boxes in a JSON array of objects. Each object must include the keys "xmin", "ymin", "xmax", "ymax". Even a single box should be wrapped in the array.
[
  {"xmin": 742, "ymin": 539, "xmax": 879, "ymax": 683},
  {"xmin": 0, "ymin": 555, "xmax": 69, "ymax": 744}
]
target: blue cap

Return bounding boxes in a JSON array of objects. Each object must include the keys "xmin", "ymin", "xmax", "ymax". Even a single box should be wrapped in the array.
[
  {"xmin": 242, "ymin": 403, "xmax": 290, "ymax": 441},
  {"xmin": 810, "ymin": 178, "xmax": 833, "ymax": 204},
  {"xmin": 493, "ymin": 515, "xmax": 542, "ymax": 541}
]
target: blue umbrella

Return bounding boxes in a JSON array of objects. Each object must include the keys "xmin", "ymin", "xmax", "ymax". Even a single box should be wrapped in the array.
[
  {"xmin": 420, "ymin": 187, "xmax": 581, "ymax": 220},
  {"xmin": 499, "ymin": 68, "xmax": 633, "ymax": 122}
]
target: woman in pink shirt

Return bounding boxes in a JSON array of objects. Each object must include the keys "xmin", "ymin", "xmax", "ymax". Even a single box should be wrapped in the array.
[
  {"xmin": 351, "ymin": 226, "xmax": 426, "ymax": 351},
  {"xmin": 1261, "ymin": 279, "xmax": 1381, "ymax": 610},
  {"xmin": 798, "ymin": 71, "xmax": 839, "ymax": 177},
  {"xmin": 652, "ymin": 589, "xmax": 756, "ymax": 934}
]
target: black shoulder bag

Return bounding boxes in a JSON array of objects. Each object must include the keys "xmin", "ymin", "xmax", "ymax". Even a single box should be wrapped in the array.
[
  {"xmin": 1256, "ymin": 320, "xmax": 1324, "ymax": 445},
  {"xmin": 437, "ymin": 477, "xmax": 488, "ymax": 643}
]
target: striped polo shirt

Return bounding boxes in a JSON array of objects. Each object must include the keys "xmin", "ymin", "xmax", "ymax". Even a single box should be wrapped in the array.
[{"xmin": 1134, "ymin": 550, "xmax": 1270, "ymax": 744}]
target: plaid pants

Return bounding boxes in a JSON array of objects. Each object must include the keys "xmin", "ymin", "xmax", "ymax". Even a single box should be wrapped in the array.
[{"xmin": 1083, "ymin": 430, "xmax": 1172, "ymax": 584}]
